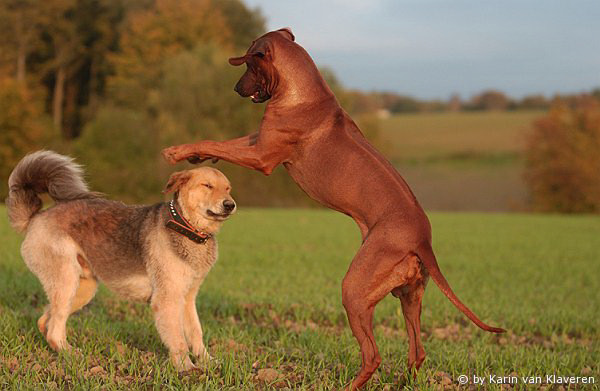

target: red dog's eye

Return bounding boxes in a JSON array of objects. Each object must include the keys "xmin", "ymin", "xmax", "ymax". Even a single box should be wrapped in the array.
[{"xmin": 203, "ymin": 183, "xmax": 213, "ymax": 189}]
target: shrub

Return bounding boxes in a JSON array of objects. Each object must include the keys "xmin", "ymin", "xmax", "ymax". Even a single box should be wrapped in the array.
[
  {"xmin": 524, "ymin": 96, "xmax": 600, "ymax": 213},
  {"xmin": 72, "ymin": 107, "xmax": 162, "ymax": 203}
]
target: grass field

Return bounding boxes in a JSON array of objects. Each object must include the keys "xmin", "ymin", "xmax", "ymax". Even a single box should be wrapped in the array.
[
  {"xmin": 1, "ymin": 206, "xmax": 598, "ymax": 389},
  {"xmin": 379, "ymin": 111, "xmax": 545, "ymax": 212}
]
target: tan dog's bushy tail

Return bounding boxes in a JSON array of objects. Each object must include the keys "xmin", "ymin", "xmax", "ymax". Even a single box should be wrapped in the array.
[
  {"xmin": 7, "ymin": 150, "xmax": 100, "ymax": 233},
  {"xmin": 417, "ymin": 243, "xmax": 506, "ymax": 333}
]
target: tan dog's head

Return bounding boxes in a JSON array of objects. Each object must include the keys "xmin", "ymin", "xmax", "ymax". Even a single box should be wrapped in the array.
[
  {"xmin": 165, "ymin": 167, "xmax": 236, "ymax": 232},
  {"xmin": 228, "ymin": 28, "xmax": 296, "ymax": 103}
]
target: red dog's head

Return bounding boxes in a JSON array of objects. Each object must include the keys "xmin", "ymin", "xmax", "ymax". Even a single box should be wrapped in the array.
[{"xmin": 228, "ymin": 28, "xmax": 296, "ymax": 103}]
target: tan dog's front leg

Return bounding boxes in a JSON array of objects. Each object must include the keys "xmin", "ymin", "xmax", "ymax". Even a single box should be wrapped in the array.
[
  {"xmin": 183, "ymin": 288, "xmax": 211, "ymax": 363},
  {"xmin": 151, "ymin": 292, "xmax": 195, "ymax": 371}
]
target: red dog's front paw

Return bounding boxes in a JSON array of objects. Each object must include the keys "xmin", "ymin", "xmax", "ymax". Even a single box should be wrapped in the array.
[
  {"xmin": 162, "ymin": 144, "xmax": 217, "ymax": 165},
  {"xmin": 187, "ymin": 155, "xmax": 204, "ymax": 164},
  {"xmin": 162, "ymin": 146, "xmax": 185, "ymax": 165},
  {"xmin": 186, "ymin": 156, "xmax": 220, "ymax": 164}
]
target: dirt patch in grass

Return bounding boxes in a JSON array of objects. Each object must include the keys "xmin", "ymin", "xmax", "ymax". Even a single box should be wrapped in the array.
[
  {"xmin": 422, "ymin": 320, "xmax": 593, "ymax": 349},
  {"xmin": 221, "ymin": 302, "xmax": 595, "ymax": 350},
  {"xmin": 225, "ymin": 302, "xmax": 346, "ymax": 336}
]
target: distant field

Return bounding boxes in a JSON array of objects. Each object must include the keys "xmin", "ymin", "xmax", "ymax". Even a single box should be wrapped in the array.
[
  {"xmin": 1, "ymin": 207, "xmax": 598, "ymax": 389},
  {"xmin": 379, "ymin": 110, "xmax": 546, "ymax": 211},
  {"xmin": 380, "ymin": 110, "xmax": 543, "ymax": 160}
]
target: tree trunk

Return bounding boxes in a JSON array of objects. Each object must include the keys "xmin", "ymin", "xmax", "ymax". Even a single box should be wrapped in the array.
[
  {"xmin": 17, "ymin": 42, "xmax": 26, "ymax": 83},
  {"xmin": 64, "ymin": 78, "xmax": 79, "ymax": 138},
  {"xmin": 53, "ymin": 65, "xmax": 66, "ymax": 135},
  {"xmin": 15, "ymin": 12, "xmax": 26, "ymax": 83},
  {"xmin": 88, "ymin": 56, "xmax": 99, "ymax": 110}
]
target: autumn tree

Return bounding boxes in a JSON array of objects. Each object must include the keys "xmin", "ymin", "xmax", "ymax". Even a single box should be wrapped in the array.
[
  {"xmin": 73, "ymin": 0, "xmax": 270, "ymax": 203},
  {"xmin": 467, "ymin": 89, "xmax": 511, "ymax": 111},
  {"xmin": 39, "ymin": 0, "xmax": 137, "ymax": 139},
  {"xmin": 108, "ymin": 0, "xmax": 233, "ymax": 106},
  {"xmin": 40, "ymin": 0, "xmax": 84, "ymax": 136},
  {"xmin": 0, "ymin": 0, "xmax": 390, "ymax": 206},
  {"xmin": 215, "ymin": 0, "xmax": 266, "ymax": 51},
  {"xmin": 519, "ymin": 94, "xmax": 549, "ymax": 110},
  {"xmin": 524, "ymin": 95, "xmax": 600, "ymax": 213},
  {"xmin": 0, "ymin": 0, "xmax": 41, "ymax": 84},
  {"xmin": 0, "ymin": 0, "xmax": 135, "ymax": 139},
  {"xmin": 0, "ymin": 78, "xmax": 55, "ymax": 199}
]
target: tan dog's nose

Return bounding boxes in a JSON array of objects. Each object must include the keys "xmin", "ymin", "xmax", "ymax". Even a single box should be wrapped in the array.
[{"xmin": 223, "ymin": 199, "xmax": 236, "ymax": 212}]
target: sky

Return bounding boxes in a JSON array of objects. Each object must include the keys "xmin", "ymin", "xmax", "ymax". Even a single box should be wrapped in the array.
[{"xmin": 243, "ymin": 0, "xmax": 600, "ymax": 100}]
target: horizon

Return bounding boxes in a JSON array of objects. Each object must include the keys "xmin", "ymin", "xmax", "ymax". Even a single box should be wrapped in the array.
[{"xmin": 244, "ymin": 0, "xmax": 600, "ymax": 100}]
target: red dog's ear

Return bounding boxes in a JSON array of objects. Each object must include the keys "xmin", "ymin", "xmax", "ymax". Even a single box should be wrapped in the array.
[
  {"xmin": 164, "ymin": 171, "xmax": 191, "ymax": 194},
  {"xmin": 230, "ymin": 40, "xmax": 271, "ymax": 66},
  {"xmin": 229, "ymin": 55, "xmax": 247, "ymax": 66},
  {"xmin": 277, "ymin": 27, "xmax": 295, "ymax": 41}
]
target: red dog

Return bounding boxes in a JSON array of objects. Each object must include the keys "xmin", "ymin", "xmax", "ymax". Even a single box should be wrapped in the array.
[{"xmin": 163, "ymin": 28, "xmax": 504, "ymax": 390}]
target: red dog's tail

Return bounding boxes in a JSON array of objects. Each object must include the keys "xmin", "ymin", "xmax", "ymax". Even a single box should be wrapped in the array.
[{"xmin": 417, "ymin": 243, "xmax": 505, "ymax": 333}]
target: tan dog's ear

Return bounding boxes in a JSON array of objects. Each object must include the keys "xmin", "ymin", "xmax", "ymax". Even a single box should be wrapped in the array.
[
  {"xmin": 277, "ymin": 27, "xmax": 295, "ymax": 41},
  {"xmin": 164, "ymin": 171, "xmax": 191, "ymax": 194}
]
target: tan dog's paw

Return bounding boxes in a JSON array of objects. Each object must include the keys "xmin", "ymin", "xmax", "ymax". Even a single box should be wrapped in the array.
[
  {"xmin": 37, "ymin": 313, "xmax": 50, "ymax": 337},
  {"xmin": 195, "ymin": 350, "xmax": 218, "ymax": 366},
  {"xmin": 47, "ymin": 337, "xmax": 74, "ymax": 353},
  {"xmin": 172, "ymin": 354, "xmax": 197, "ymax": 372}
]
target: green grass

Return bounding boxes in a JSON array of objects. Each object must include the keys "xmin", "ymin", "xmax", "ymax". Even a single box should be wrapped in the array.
[
  {"xmin": 1, "ymin": 206, "xmax": 599, "ymax": 389},
  {"xmin": 378, "ymin": 111, "xmax": 546, "ymax": 211}
]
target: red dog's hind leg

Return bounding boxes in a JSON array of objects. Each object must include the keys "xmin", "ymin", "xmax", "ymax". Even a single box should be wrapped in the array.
[
  {"xmin": 341, "ymin": 232, "xmax": 421, "ymax": 390},
  {"xmin": 342, "ymin": 276, "xmax": 382, "ymax": 390},
  {"xmin": 393, "ymin": 276, "xmax": 428, "ymax": 376}
]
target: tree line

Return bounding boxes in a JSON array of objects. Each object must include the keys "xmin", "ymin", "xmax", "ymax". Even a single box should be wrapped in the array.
[
  {"xmin": 0, "ymin": 0, "xmax": 388, "ymax": 206},
  {"xmin": 1, "ymin": 0, "xmax": 598, "ymax": 212},
  {"xmin": 1, "ymin": 0, "xmax": 291, "ymax": 204},
  {"xmin": 343, "ymin": 87, "xmax": 600, "ymax": 115}
]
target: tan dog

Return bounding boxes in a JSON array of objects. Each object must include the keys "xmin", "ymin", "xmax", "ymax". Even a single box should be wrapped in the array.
[
  {"xmin": 6, "ymin": 150, "xmax": 236, "ymax": 371},
  {"xmin": 163, "ymin": 28, "xmax": 504, "ymax": 389}
]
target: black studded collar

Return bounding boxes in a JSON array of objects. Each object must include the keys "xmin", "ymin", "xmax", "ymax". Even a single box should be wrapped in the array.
[{"xmin": 165, "ymin": 200, "xmax": 212, "ymax": 244}]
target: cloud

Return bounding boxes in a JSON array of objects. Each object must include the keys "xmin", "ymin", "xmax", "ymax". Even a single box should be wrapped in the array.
[{"xmin": 245, "ymin": 0, "xmax": 600, "ymax": 98}]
